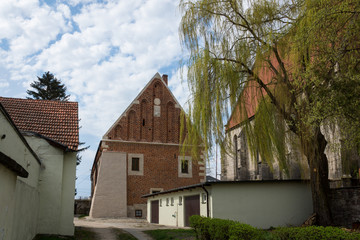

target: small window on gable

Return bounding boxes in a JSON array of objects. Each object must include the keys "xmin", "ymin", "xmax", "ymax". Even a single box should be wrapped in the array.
[
  {"xmin": 181, "ymin": 160, "xmax": 189, "ymax": 174},
  {"xmin": 160, "ymin": 199, "xmax": 162, "ymax": 207},
  {"xmin": 135, "ymin": 210, "xmax": 142, "ymax": 217},
  {"xmin": 132, "ymin": 157, "xmax": 140, "ymax": 171},
  {"xmin": 179, "ymin": 196, "xmax": 183, "ymax": 205},
  {"xmin": 166, "ymin": 198, "xmax": 169, "ymax": 206},
  {"xmin": 171, "ymin": 197, "xmax": 174, "ymax": 206}
]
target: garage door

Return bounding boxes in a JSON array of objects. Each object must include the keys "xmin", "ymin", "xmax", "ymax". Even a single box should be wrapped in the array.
[
  {"xmin": 184, "ymin": 195, "xmax": 200, "ymax": 227},
  {"xmin": 151, "ymin": 200, "xmax": 159, "ymax": 223}
]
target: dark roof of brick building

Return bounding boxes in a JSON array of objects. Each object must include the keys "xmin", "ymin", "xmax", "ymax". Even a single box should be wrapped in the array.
[{"xmin": 0, "ymin": 97, "xmax": 79, "ymax": 151}]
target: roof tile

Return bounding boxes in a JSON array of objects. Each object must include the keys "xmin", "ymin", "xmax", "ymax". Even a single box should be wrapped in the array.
[{"xmin": 0, "ymin": 97, "xmax": 79, "ymax": 151}]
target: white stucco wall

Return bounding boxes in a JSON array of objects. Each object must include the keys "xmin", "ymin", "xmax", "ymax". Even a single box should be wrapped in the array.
[
  {"xmin": 59, "ymin": 151, "xmax": 77, "ymax": 235},
  {"xmin": 211, "ymin": 182, "xmax": 313, "ymax": 228},
  {"xmin": 11, "ymin": 179, "xmax": 40, "ymax": 240},
  {"xmin": 0, "ymin": 111, "xmax": 41, "ymax": 240},
  {"xmin": 90, "ymin": 151, "xmax": 127, "ymax": 218},
  {"xmin": 0, "ymin": 165, "xmax": 16, "ymax": 240},
  {"xmin": 25, "ymin": 136, "xmax": 76, "ymax": 236},
  {"xmin": 147, "ymin": 188, "xmax": 207, "ymax": 227}
]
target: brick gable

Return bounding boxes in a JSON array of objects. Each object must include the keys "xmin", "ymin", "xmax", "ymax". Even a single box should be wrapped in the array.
[
  {"xmin": 90, "ymin": 73, "xmax": 205, "ymax": 219},
  {"xmin": 105, "ymin": 73, "xmax": 184, "ymax": 144}
]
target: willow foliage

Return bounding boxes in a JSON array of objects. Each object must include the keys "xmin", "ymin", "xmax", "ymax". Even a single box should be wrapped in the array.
[{"xmin": 179, "ymin": 0, "xmax": 360, "ymax": 171}]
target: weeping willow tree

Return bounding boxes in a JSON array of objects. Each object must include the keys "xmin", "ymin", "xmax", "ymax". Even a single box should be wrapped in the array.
[{"xmin": 179, "ymin": 0, "xmax": 360, "ymax": 226}]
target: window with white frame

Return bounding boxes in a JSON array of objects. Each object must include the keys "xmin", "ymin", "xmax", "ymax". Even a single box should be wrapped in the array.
[
  {"xmin": 128, "ymin": 153, "xmax": 144, "ymax": 175},
  {"xmin": 178, "ymin": 156, "xmax": 192, "ymax": 178}
]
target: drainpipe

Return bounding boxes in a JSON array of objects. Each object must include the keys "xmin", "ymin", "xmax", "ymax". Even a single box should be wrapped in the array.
[{"xmin": 201, "ymin": 185, "xmax": 209, "ymax": 218}]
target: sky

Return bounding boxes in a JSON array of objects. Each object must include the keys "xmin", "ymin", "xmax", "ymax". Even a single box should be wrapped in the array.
[{"xmin": 0, "ymin": 0, "xmax": 220, "ymax": 198}]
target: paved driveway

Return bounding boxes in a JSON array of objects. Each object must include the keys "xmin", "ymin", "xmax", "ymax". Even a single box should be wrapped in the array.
[{"xmin": 74, "ymin": 217, "xmax": 184, "ymax": 240}]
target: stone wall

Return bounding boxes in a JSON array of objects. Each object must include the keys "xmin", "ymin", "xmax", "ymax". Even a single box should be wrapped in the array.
[
  {"xmin": 74, "ymin": 199, "xmax": 91, "ymax": 215},
  {"xmin": 330, "ymin": 186, "xmax": 360, "ymax": 228}
]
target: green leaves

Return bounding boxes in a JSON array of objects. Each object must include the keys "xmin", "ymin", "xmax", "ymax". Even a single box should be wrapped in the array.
[{"xmin": 27, "ymin": 71, "xmax": 70, "ymax": 101}]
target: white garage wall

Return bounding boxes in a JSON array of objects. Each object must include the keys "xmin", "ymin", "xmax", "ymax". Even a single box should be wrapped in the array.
[{"xmin": 211, "ymin": 181, "xmax": 313, "ymax": 229}]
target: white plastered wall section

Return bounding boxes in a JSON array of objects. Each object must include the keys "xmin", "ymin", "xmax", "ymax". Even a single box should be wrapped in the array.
[
  {"xmin": 11, "ymin": 139, "xmax": 41, "ymax": 240},
  {"xmin": 24, "ymin": 136, "xmax": 76, "ymax": 236},
  {"xmin": 90, "ymin": 151, "xmax": 127, "ymax": 218},
  {"xmin": 0, "ymin": 111, "xmax": 41, "ymax": 240},
  {"xmin": 0, "ymin": 165, "xmax": 17, "ymax": 240},
  {"xmin": 59, "ymin": 151, "xmax": 77, "ymax": 235},
  {"xmin": 320, "ymin": 120, "xmax": 343, "ymax": 181}
]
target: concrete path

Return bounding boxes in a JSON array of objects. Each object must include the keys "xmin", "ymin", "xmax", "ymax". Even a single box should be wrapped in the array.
[{"xmin": 74, "ymin": 217, "xmax": 181, "ymax": 240}]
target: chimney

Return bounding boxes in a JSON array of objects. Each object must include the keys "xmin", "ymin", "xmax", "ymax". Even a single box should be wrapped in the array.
[{"xmin": 162, "ymin": 74, "xmax": 168, "ymax": 85}]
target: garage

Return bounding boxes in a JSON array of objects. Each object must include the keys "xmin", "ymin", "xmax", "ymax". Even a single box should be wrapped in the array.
[
  {"xmin": 184, "ymin": 195, "xmax": 200, "ymax": 226},
  {"xmin": 150, "ymin": 200, "xmax": 159, "ymax": 223}
]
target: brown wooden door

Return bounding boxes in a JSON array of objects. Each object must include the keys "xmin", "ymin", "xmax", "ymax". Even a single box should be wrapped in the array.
[
  {"xmin": 151, "ymin": 200, "xmax": 159, "ymax": 223},
  {"xmin": 184, "ymin": 195, "xmax": 200, "ymax": 227}
]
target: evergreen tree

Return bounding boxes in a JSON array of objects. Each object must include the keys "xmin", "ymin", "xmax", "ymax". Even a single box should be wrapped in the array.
[
  {"xmin": 179, "ymin": 0, "xmax": 360, "ymax": 226},
  {"xmin": 27, "ymin": 71, "xmax": 70, "ymax": 101}
]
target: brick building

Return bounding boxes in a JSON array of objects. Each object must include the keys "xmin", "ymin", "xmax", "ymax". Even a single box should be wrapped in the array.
[{"xmin": 90, "ymin": 73, "xmax": 206, "ymax": 218}]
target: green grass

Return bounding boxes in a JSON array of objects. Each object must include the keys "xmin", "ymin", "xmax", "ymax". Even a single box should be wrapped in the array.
[
  {"xmin": 33, "ymin": 235, "xmax": 74, "ymax": 240},
  {"xmin": 33, "ymin": 227, "xmax": 96, "ymax": 240},
  {"xmin": 75, "ymin": 227, "xmax": 97, "ymax": 240},
  {"xmin": 144, "ymin": 229, "xmax": 196, "ymax": 240},
  {"xmin": 112, "ymin": 228, "xmax": 137, "ymax": 240}
]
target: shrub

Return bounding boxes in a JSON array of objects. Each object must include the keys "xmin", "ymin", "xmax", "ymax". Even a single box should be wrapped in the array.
[
  {"xmin": 189, "ymin": 216, "xmax": 360, "ymax": 240},
  {"xmin": 190, "ymin": 216, "xmax": 263, "ymax": 240},
  {"xmin": 228, "ymin": 223, "xmax": 264, "ymax": 240},
  {"xmin": 190, "ymin": 215, "xmax": 211, "ymax": 240},
  {"xmin": 272, "ymin": 226, "xmax": 360, "ymax": 240}
]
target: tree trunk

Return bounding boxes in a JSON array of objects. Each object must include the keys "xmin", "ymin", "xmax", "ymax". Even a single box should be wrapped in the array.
[{"xmin": 304, "ymin": 127, "xmax": 333, "ymax": 226}]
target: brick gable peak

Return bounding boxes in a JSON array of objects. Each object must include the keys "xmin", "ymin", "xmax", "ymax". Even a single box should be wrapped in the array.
[{"xmin": 102, "ymin": 72, "xmax": 184, "ymax": 140}]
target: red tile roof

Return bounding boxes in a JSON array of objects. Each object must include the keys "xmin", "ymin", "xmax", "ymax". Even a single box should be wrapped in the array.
[{"xmin": 0, "ymin": 97, "xmax": 79, "ymax": 151}]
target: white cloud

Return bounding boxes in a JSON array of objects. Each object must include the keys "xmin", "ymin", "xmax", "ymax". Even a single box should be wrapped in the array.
[
  {"xmin": 1, "ymin": 0, "xmax": 191, "ymax": 196},
  {"xmin": 0, "ymin": 81, "xmax": 9, "ymax": 88}
]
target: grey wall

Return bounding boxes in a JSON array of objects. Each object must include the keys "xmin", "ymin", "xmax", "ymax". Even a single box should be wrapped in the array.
[
  {"xmin": 211, "ymin": 181, "xmax": 313, "ymax": 229},
  {"xmin": 330, "ymin": 187, "xmax": 360, "ymax": 228}
]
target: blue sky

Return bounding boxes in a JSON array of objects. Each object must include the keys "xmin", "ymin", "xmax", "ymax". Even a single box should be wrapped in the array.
[{"xmin": 0, "ymin": 0, "xmax": 219, "ymax": 198}]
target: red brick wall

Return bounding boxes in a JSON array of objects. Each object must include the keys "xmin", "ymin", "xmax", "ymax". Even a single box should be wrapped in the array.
[
  {"xmin": 106, "ymin": 141, "xmax": 203, "ymax": 205},
  {"xmin": 107, "ymin": 77, "xmax": 184, "ymax": 143}
]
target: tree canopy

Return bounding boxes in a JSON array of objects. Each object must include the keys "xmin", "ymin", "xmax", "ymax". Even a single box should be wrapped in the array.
[
  {"xmin": 27, "ymin": 71, "xmax": 70, "ymax": 101},
  {"xmin": 179, "ymin": 0, "xmax": 360, "ymax": 225}
]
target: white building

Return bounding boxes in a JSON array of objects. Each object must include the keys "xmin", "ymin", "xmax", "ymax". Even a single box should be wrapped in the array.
[
  {"xmin": 144, "ymin": 180, "xmax": 313, "ymax": 229},
  {"xmin": 0, "ymin": 98, "xmax": 79, "ymax": 240}
]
